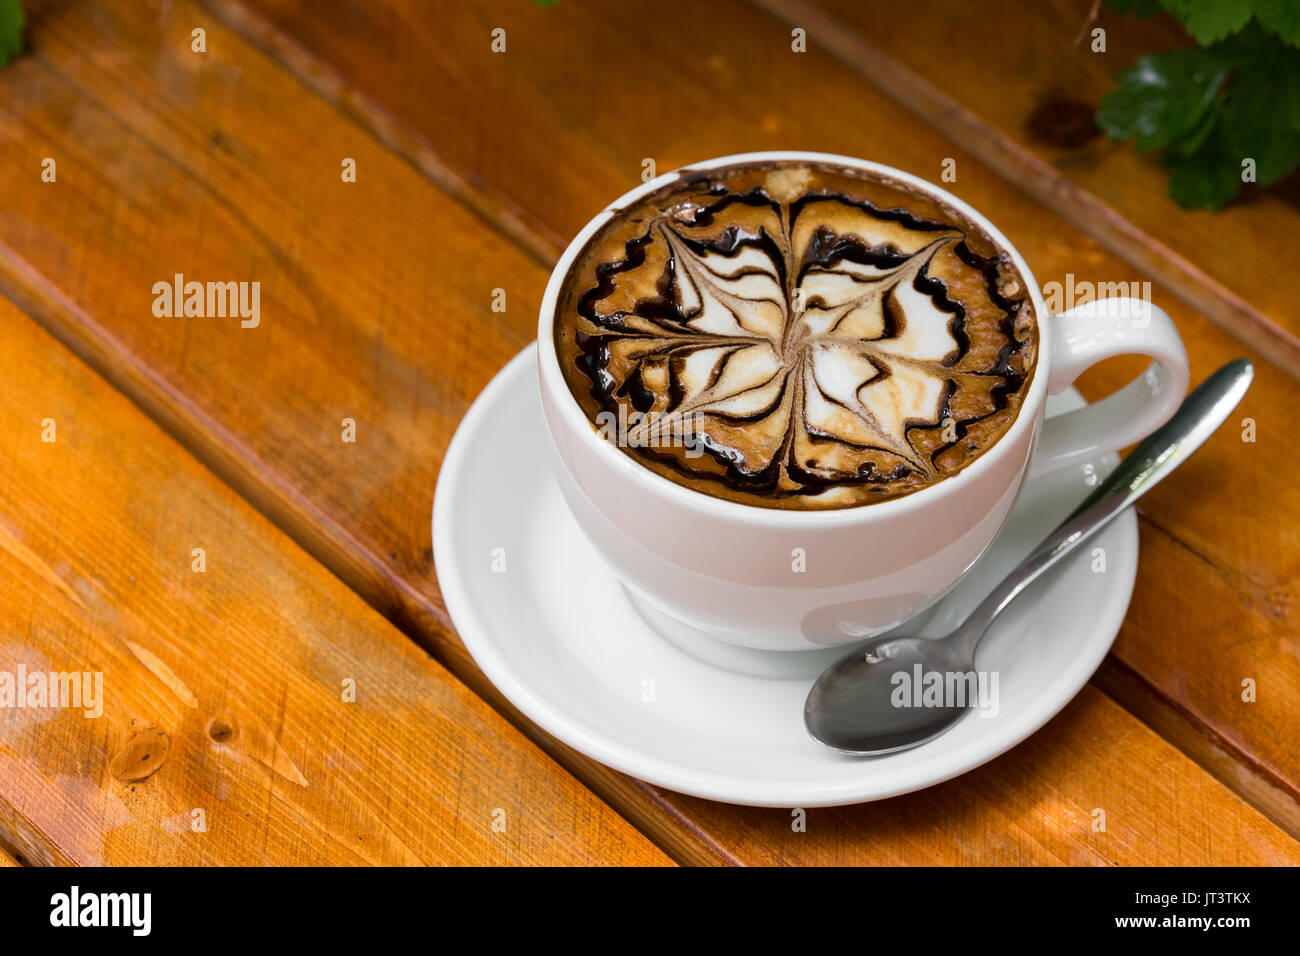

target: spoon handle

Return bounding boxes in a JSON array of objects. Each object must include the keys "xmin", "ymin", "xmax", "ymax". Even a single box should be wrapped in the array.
[{"xmin": 955, "ymin": 359, "xmax": 1254, "ymax": 656}]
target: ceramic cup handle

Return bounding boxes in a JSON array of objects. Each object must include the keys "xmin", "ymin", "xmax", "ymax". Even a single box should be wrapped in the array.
[{"xmin": 1028, "ymin": 297, "xmax": 1190, "ymax": 479}]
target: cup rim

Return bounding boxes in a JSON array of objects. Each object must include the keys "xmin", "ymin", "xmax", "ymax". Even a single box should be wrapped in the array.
[{"xmin": 536, "ymin": 150, "xmax": 1051, "ymax": 526}]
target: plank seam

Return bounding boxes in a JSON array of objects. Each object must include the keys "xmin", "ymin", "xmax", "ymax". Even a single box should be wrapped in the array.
[
  {"xmin": 1094, "ymin": 655, "xmax": 1300, "ymax": 840},
  {"xmin": 197, "ymin": 0, "xmax": 562, "ymax": 271}
]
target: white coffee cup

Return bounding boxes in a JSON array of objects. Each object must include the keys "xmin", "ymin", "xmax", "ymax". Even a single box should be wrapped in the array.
[{"xmin": 537, "ymin": 151, "xmax": 1189, "ymax": 652}]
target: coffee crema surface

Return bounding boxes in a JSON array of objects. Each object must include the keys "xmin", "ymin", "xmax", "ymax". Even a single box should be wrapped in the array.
[{"xmin": 553, "ymin": 161, "xmax": 1039, "ymax": 510}]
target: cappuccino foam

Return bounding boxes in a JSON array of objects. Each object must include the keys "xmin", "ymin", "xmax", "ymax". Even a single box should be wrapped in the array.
[{"xmin": 553, "ymin": 161, "xmax": 1038, "ymax": 510}]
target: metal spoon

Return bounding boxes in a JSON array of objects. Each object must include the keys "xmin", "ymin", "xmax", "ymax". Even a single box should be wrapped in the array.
[{"xmin": 805, "ymin": 359, "xmax": 1254, "ymax": 755}]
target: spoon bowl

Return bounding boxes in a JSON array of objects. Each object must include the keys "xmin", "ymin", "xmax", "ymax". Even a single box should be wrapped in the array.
[{"xmin": 806, "ymin": 634, "xmax": 976, "ymax": 754}]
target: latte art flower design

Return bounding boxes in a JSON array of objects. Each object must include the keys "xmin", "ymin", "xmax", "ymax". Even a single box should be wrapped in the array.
[
  {"xmin": 567, "ymin": 185, "xmax": 1031, "ymax": 503},
  {"xmin": 650, "ymin": 222, "xmax": 959, "ymax": 471}
]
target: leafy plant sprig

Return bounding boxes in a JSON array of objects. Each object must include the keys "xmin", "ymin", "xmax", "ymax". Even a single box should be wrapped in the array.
[{"xmin": 1100, "ymin": 0, "xmax": 1300, "ymax": 208}]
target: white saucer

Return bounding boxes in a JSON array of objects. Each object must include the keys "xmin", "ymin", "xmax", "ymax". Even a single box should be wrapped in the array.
[{"xmin": 433, "ymin": 345, "xmax": 1137, "ymax": 807}]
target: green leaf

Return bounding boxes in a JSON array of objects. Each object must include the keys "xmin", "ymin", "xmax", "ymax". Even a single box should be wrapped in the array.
[
  {"xmin": 1105, "ymin": 0, "xmax": 1164, "ymax": 15},
  {"xmin": 1220, "ymin": 56, "xmax": 1300, "ymax": 184},
  {"xmin": 1169, "ymin": 100, "xmax": 1220, "ymax": 155},
  {"xmin": 1098, "ymin": 50, "xmax": 1230, "ymax": 152},
  {"xmin": 1159, "ymin": 0, "xmax": 1254, "ymax": 44},
  {"xmin": 0, "ymin": 0, "xmax": 22, "ymax": 68},
  {"xmin": 1162, "ymin": 124, "xmax": 1245, "ymax": 208},
  {"xmin": 1253, "ymin": 0, "xmax": 1300, "ymax": 47}
]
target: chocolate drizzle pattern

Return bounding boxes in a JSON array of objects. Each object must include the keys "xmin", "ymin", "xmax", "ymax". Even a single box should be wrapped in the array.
[{"xmin": 554, "ymin": 162, "xmax": 1037, "ymax": 510}]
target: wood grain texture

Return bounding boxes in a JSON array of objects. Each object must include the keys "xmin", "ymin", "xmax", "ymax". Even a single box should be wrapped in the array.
[
  {"xmin": 200, "ymin": 0, "xmax": 1300, "ymax": 840},
  {"xmin": 0, "ymin": 0, "xmax": 740, "ymax": 867},
  {"xmin": 0, "ymin": 298, "xmax": 670, "ymax": 866},
  {"xmin": 0, "ymin": 0, "xmax": 1294, "ymax": 865},
  {"xmin": 760, "ymin": 0, "xmax": 1300, "ymax": 376}
]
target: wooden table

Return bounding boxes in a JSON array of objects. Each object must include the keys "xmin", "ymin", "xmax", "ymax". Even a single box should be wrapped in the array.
[{"xmin": 0, "ymin": 0, "xmax": 1296, "ymax": 866}]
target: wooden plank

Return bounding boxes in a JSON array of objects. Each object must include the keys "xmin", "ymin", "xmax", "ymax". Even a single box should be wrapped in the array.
[
  {"xmin": 0, "ymin": 0, "xmax": 1294, "ymax": 863},
  {"xmin": 201, "ymin": 0, "xmax": 1300, "ymax": 840},
  {"xmin": 757, "ymin": 0, "xmax": 1300, "ymax": 376},
  {"xmin": 0, "ymin": 298, "xmax": 671, "ymax": 866}
]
